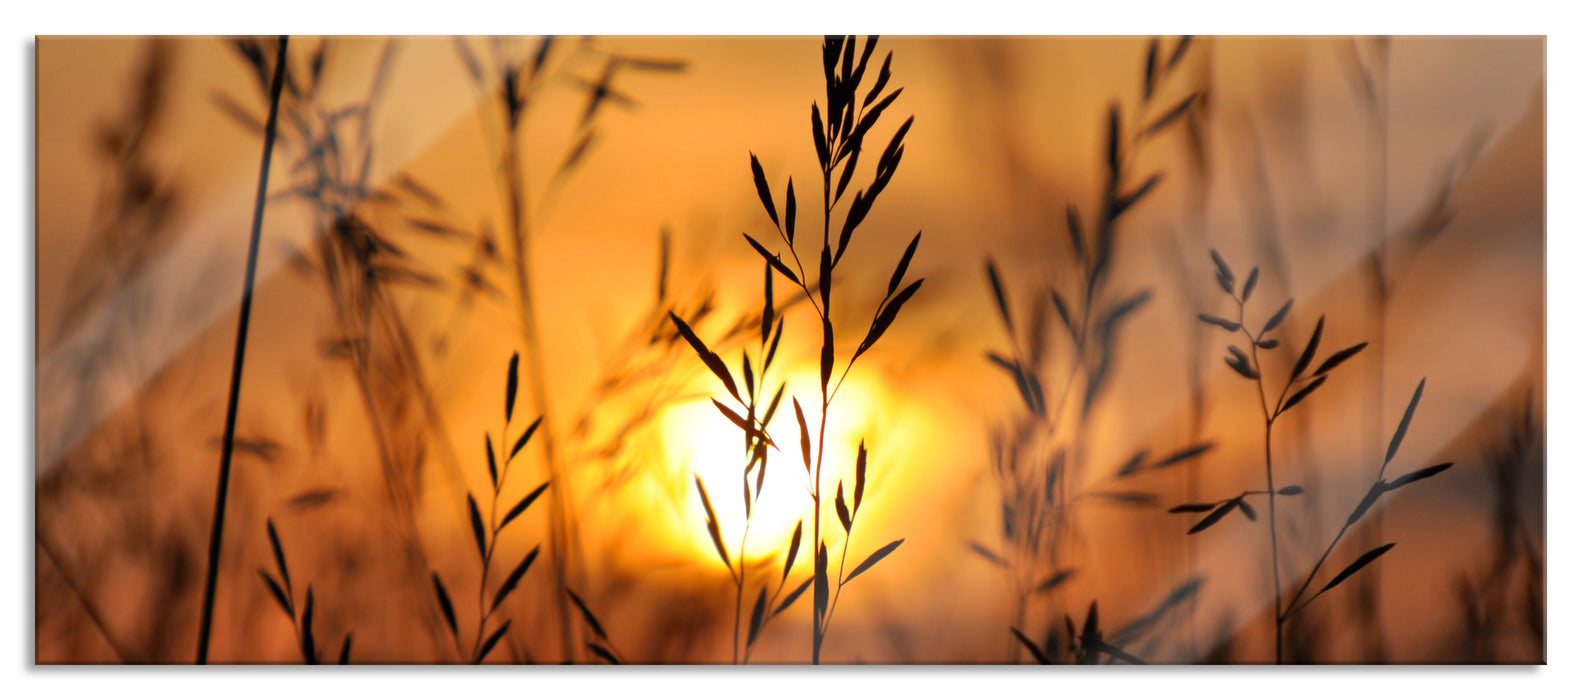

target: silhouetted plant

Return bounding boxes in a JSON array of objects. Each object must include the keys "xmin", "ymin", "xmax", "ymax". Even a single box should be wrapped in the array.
[
  {"xmin": 671, "ymin": 35, "xmax": 917, "ymax": 664},
  {"xmin": 452, "ymin": 37, "xmax": 688, "ymax": 660},
  {"xmin": 215, "ymin": 39, "xmax": 475, "ymax": 643},
  {"xmin": 567, "ymin": 588, "xmax": 625, "ymax": 664},
  {"xmin": 1183, "ymin": 251, "xmax": 1453, "ymax": 663},
  {"xmin": 979, "ymin": 36, "xmax": 1210, "ymax": 663},
  {"xmin": 1012, "ymin": 578, "xmax": 1200, "ymax": 665},
  {"xmin": 258, "ymin": 518, "xmax": 353, "ymax": 664},
  {"xmin": 196, "ymin": 35, "xmax": 291, "ymax": 665},
  {"xmin": 672, "ymin": 254, "xmax": 808, "ymax": 663},
  {"xmin": 430, "ymin": 353, "xmax": 549, "ymax": 663}
]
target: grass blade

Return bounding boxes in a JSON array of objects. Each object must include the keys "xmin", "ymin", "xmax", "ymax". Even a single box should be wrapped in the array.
[
  {"xmin": 985, "ymin": 259, "xmax": 1015, "ymax": 336},
  {"xmin": 854, "ymin": 441, "xmax": 867, "ymax": 513},
  {"xmin": 1314, "ymin": 342, "xmax": 1368, "ymax": 376},
  {"xmin": 1011, "ymin": 627, "xmax": 1051, "ymax": 664},
  {"xmin": 1209, "ymin": 249, "xmax": 1235, "ymax": 292},
  {"xmin": 490, "ymin": 545, "xmax": 541, "ymax": 613},
  {"xmin": 259, "ymin": 570, "xmax": 291, "ymax": 616},
  {"xmin": 499, "ymin": 480, "xmax": 551, "ymax": 531},
  {"xmin": 1241, "ymin": 266, "xmax": 1260, "ymax": 300},
  {"xmin": 1034, "ymin": 569, "xmax": 1077, "ymax": 593},
  {"xmin": 1318, "ymin": 543, "xmax": 1397, "ymax": 596},
  {"xmin": 785, "ymin": 177, "xmax": 797, "ymax": 243},
  {"xmin": 505, "ymin": 352, "xmax": 519, "ymax": 423},
  {"xmin": 783, "ymin": 519, "xmax": 803, "ymax": 583},
  {"xmin": 476, "ymin": 620, "xmax": 510, "ymax": 663},
  {"xmin": 748, "ymin": 585, "xmax": 769, "ymax": 646},
  {"xmin": 1150, "ymin": 442, "xmax": 1214, "ymax": 471},
  {"xmin": 844, "ymin": 539, "xmax": 904, "ymax": 584},
  {"xmin": 300, "ymin": 587, "xmax": 316, "ymax": 663},
  {"xmin": 835, "ymin": 481, "xmax": 851, "ymax": 533},
  {"xmin": 1387, "ymin": 378, "xmax": 1427, "ymax": 464},
  {"xmin": 1188, "ymin": 500, "xmax": 1238, "ymax": 533},
  {"xmin": 775, "ymin": 576, "xmax": 813, "ymax": 616},
  {"xmin": 467, "ymin": 494, "xmax": 487, "ymax": 560},
  {"xmin": 711, "ymin": 399, "xmax": 776, "ymax": 448},
  {"xmin": 744, "ymin": 233, "xmax": 800, "ymax": 286},
  {"xmin": 888, "ymin": 232, "xmax": 922, "ymax": 298},
  {"xmin": 485, "ymin": 434, "xmax": 498, "ymax": 489},
  {"xmin": 1386, "ymin": 462, "xmax": 1454, "ymax": 491},
  {"xmin": 1198, "ymin": 313, "xmax": 1240, "ymax": 332},
  {"xmin": 510, "ymin": 416, "xmax": 543, "ymax": 462},
  {"xmin": 266, "ymin": 519, "xmax": 291, "ymax": 591},
  {"xmin": 567, "ymin": 588, "xmax": 609, "ymax": 641},
  {"xmin": 1280, "ymin": 375, "xmax": 1328, "ymax": 414},
  {"xmin": 1291, "ymin": 316, "xmax": 1325, "ymax": 380},
  {"xmin": 793, "ymin": 398, "xmax": 812, "ymax": 472},
  {"xmin": 750, "ymin": 152, "xmax": 780, "ymax": 229},
  {"xmin": 969, "ymin": 541, "xmax": 1009, "ymax": 568},
  {"xmin": 695, "ymin": 475, "xmax": 732, "ymax": 572},
  {"xmin": 432, "ymin": 573, "xmax": 458, "ymax": 639},
  {"xmin": 669, "ymin": 312, "xmax": 741, "ymax": 403},
  {"xmin": 588, "ymin": 642, "xmax": 620, "ymax": 664},
  {"xmin": 1261, "ymin": 299, "xmax": 1293, "ymax": 336}
]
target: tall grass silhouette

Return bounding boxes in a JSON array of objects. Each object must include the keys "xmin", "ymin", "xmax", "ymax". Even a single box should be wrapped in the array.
[
  {"xmin": 196, "ymin": 35, "xmax": 290, "ymax": 664},
  {"xmin": 212, "ymin": 37, "xmax": 477, "ymax": 654},
  {"xmin": 428, "ymin": 353, "xmax": 549, "ymax": 663},
  {"xmin": 983, "ymin": 36, "xmax": 1213, "ymax": 664},
  {"xmin": 451, "ymin": 37, "xmax": 687, "ymax": 659},
  {"xmin": 672, "ymin": 34, "xmax": 919, "ymax": 664},
  {"xmin": 1184, "ymin": 252, "xmax": 1454, "ymax": 663},
  {"xmin": 257, "ymin": 517, "xmax": 354, "ymax": 663},
  {"xmin": 670, "ymin": 264, "xmax": 800, "ymax": 664}
]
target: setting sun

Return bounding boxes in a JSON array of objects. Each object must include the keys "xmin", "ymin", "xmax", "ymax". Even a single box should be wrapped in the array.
[{"xmin": 659, "ymin": 368, "xmax": 881, "ymax": 568}]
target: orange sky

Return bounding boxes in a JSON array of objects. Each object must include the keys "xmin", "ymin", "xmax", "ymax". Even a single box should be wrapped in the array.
[{"xmin": 35, "ymin": 36, "xmax": 1544, "ymax": 664}]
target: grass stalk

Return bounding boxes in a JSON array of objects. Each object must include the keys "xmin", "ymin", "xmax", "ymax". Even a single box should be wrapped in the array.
[
  {"xmin": 675, "ymin": 36, "xmax": 918, "ymax": 664},
  {"xmin": 1188, "ymin": 250, "xmax": 1448, "ymax": 663},
  {"xmin": 501, "ymin": 108, "xmax": 579, "ymax": 662},
  {"xmin": 1232, "ymin": 295, "xmax": 1286, "ymax": 663},
  {"xmin": 195, "ymin": 35, "xmax": 289, "ymax": 665}
]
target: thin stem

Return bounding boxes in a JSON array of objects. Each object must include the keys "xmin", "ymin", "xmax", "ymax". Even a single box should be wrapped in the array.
[
  {"xmin": 807, "ymin": 115, "xmax": 836, "ymax": 667},
  {"xmin": 196, "ymin": 35, "xmax": 289, "ymax": 665},
  {"xmin": 819, "ymin": 526, "xmax": 854, "ymax": 641},
  {"xmin": 732, "ymin": 533, "xmax": 745, "ymax": 664},
  {"xmin": 502, "ymin": 99, "xmax": 577, "ymax": 664},
  {"xmin": 742, "ymin": 553, "xmax": 794, "ymax": 665},
  {"xmin": 1236, "ymin": 298, "xmax": 1283, "ymax": 664},
  {"xmin": 1282, "ymin": 455, "xmax": 1393, "ymax": 623},
  {"xmin": 811, "ymin": 396, "xmax": 829, "ymax": 664},
  {"xmin": 1262, "ymin": 415, "xmax": 1283, "ymax": 664},
  {"xmin": 469, "ymin": 428, "xmax": 510, "ymax": 663}
]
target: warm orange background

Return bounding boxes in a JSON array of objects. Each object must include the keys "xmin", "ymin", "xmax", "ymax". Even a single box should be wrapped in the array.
[{"xmin": 35, "ymin": 36, "xmax": 1544, "ymax": 664}]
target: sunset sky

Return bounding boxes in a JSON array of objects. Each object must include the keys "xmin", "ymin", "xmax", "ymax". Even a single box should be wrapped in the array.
[{"xmin": 34, "ymin": 34, "xmax": 1544, "ymax": 665}]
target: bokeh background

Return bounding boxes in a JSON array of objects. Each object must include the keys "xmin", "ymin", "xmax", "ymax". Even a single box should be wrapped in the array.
[{"xmin": 34, "ymin": 35, "xmax": 1544, "ymax": 664}]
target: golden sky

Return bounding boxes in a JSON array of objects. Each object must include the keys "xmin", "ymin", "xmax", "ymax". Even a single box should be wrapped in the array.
[{"xmin": 35, "ymin": 36, "xmax": 1544, "ymax": 664}]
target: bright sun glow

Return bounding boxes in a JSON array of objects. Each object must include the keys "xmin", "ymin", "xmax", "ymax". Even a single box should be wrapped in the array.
[{"xmin": 659, "ymin": 368, "xmax": 881, "ymax": 565}]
